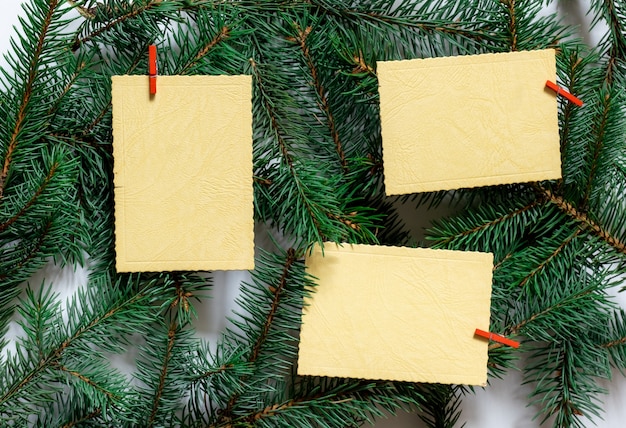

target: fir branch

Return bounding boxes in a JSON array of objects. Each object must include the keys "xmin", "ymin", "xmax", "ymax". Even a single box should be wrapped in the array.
[
  {"xmin": 581, "ymin": 92, "xmax": 612, "ymax": 209},
  {"xmin": 195, "ymin": 364, "xmax": 235, "ymax": 381},
  {"xmin": 56, "ymin": 365, "xmax": 120, "ymax": 400},
  {"xmin": 81, "ymin": 100, "xmax": 111, "ymax": 137},
  {"xmin": 602, "ymin": 335, "xmax": 626, "ymax": 349},
  {"xmin": 219, "ymin": 248, "xmax": 297, "ymax": 422},
  {"xmin": 526, "ymin": 337, "xmax": 609, "ymax": 427},
  {"xmin": 0, "ymin": 219, "xmax": 51, "ymax": 282},
  {"xmin": 0, "ymin": 162, "xmax": 57, "ymax": 233},
  {"xmin": 209, "ymin": 378, "xmax": 424, "ymax": 428},
  {"xmin": 310, "ymin": 0, "xmax": 496, "ymax": 45},
  {"xmin": 71, "ymin": 0, "xmax": 161, "ymax": 51},
  {"xmin": 147, "ymin": 321, "xmax": 178, "ymax": 428},
  {"xmin": 290, "ymin": 23, "xmax": 347, "ymax": 170},
  {"xmin": 537, "ymin": 186, "xmax": 626, "ymax": 254},
  {"xmin": 61, "ymin": 408, "xmax": 102, "ymax": 428},
  {"xmin": 502, "ymin": 0, "xmax": 518, "ymax": 51},
  {"xmin": 249, "ymin": 57, "xmax": 326, "ymax": 241},
  {"xmin": 67, "ymin": 0, "xmax": 96, "ymax": 20},
  {"xmin": 47, "ymin": 58, "xmax": 90, "ymax": 118},
  {"xmin": 517, "ymin": 230, "xmax": 582, "ymax": 288},
  {"xmin": 249, "ymin": 248, "xmax": 296, "ymax": 363},
  {"xmin": 0, "ymin": 291, "xmax": 145, "ymax": 407},
  {"xmin": 603, "ymin": 0, "xmax": 626, "ymax": 84},
  {"xmin": 0, "ymin": 0, "xmax": 59, "ymax": 199},
  {"xmin": 249, "ymin": 58, "xmax": 294, "ymax": 169},
  {"xmin": 433, "ymin": 199, "xmax": 540, "ymax": 247},
  {"xmin": 506, "ymin": 288, "xmax": 594, "ymax": 336},
  {"xmin": 415, "ymin": 384, "xmax": 464, "ymax": 428},
  {"xmin": 179, "ymin": 25, "xmax": 230, "ymax": 75}
]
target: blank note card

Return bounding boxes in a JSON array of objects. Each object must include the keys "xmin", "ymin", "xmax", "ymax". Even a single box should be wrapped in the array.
[
  {"xmin": 112, "ymin": 75, "xmax": 254, "ymax": 272},
  {"xmin": 299, "ymin": 243, "xmax": 493, "ymax": 385},
  {"xmin": 378, "ymin": 49, "xmax": 561, "ymax": 195}
]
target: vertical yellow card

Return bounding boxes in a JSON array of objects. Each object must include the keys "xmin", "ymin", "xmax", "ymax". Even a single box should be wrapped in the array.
[
  {"xmin": 112, "ymin": 75, "xmax": 254, "ymax": 272},
  {"xmin": 378, "ymin": 49, "xmax": 561, "ymax": 195},
  {"xmin": 299, "ymin": 243, "xmax": 493, "ymax": 385}
]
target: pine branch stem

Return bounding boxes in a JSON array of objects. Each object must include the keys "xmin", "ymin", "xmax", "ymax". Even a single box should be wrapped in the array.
[
  {"xmin": 581, "ymin": 94, "xmax": 611, "ymax": 209},
  {"xmin": 0, "ymin": 0, "xmax": 59, "ymax": 200},
  {"xmin": 147, "ymin": 321, "xmax": 177, "ymax": 428},
  {"xmin": 47, "ymin": 61, "xmax": 90, "ymax": 118},
  {"xmin": 212, "ymin": 380, "xmax": 383, "ymax": 428},
  {"xmin": 249, "ymin": 58, "xmax": 325, "ymax": 238},
  {"xmin": 196, "ymin": 364, "xmax": 234, "ymax": 381},
  {"xmin": 311, "ymin": 2, "xmax": 493, "ymax": 43},
  {"xmin": 537, "ymin": 186, "xmax": 626, "ymax": 254},
  {"xmin": 180, "ymin": 26, "xmax": 230, "ymax": 75},
  {"xmin": 603, "ymin": 0, "xmax": 626, "ymax": 85},
  {"xmin": 489, "ymin": 287, "xmax": 596, "ymax": 350},
  {"xmin": 0, "ymin": 219, "xmax": 52, "ymax": 282},
  {"xmin": 218, "ymin": 249, "xmax": 296, "ymax": 423},
  {"xmin": 435, "ymin": 199, "xmax": 539, "ymax": 247},
  {"xmin": 67, "ymin": 0, "xmax": 96, "ymax": 20},
  {"xmin": 518, "ymin": 230, "xmax": 581, "ymax": 288},
  {"xmin": 602, "ymin": 335, "xmax": 626, "ymax": 348},
  {"xmin": 291, "ymin": 23, "xmax": 347, "ymax": 170},
  {"xmin": 57, "ymin": 365, "xmax": 120, "ymax": 400},
  {"xmin": 0, "ymin": 162, "xmax": 58, "ymax": 233},
  {"xmin": 0, "ymin": 293, "xmax": 145, "ymax": 406},
  {"xmin": 503, "ymin": 0, "xmax": 518, "ymax": 51},
  {"xmin": 71, "ymin": 1, "xmax": 159, "ymax": 51},
  {"xmin": 249, "ymin": 58, "xmax": 293, "ymax": 168},
  {"xmin": 249, "ymin": 248, "xmax": 296, "ymax": 362},
  {"xmin": 61, "ymin": 408, "xmax": 102, "ymax": 428}
]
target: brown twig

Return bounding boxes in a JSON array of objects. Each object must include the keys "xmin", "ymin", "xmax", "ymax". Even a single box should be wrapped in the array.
[
  {"xmin": 180, "ymin": 26, "xmax": 230, "ymax": 75},
  {"xmin": 0, "ymin": 220, "xmax": 52, "ymax": 282},
  {"xmin": 147, "ymin": 321, "xmax": 178, "ymax": 428},
  {"xmin": 537, "ymin": 186, "xmax": 626, "ymax": 255},
  {"xmin": 518, "ymin": 230, "xmax": 582, "ymax": 288},
  {"xmin": 0, "ymin": 163, "xmax": 58, "ymax": 233},
  {"xmin": 0, "ymin": 292, "xmax": 145, "ymax": 406},
  {"xmin": 435, "ymin": 199, "xmax": 540, "ymax": 247},
  {"xmin": 580, "ymin": 92, "xmax": 611, "ymax": 210},
  {"xmin": 290, "ymin": 23, "xmax": 346, "ymax": 170},
  {"xmin": 71, "ymin": 1, "xmax": 159, "ymax": 51},
  {"xmin": 0, "ymin": 0, "xmax": 58, "ymax": 199},
  {"xmin": 502, "ymin": 0, "xmax": 518, "ymax": 51},
  {"xmin": 217, "ymin": 249, "xmax": 297, "ymax": 424},
  {"xmin": 57, "ymin": 365, "xmax": 120, "ymax": 400},
  {"xmin": 61, "ymin": 408, "xmax": 102, "ymax": 428},
  {"xmin": 603, "ymin": 0, "xmax": 626, "ymax": 85}
]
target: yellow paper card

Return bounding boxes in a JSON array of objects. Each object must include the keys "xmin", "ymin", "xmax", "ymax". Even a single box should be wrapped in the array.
[
  {"xmin": 299, "ymin": 243, "xmax": 493, "ymax": 385},
  {"xmin": 378, "ymin": 49, "xmax": 561, "ymax": 195},
  {"xmin": 112, "ymin": 75, "xmax": 254, "ymax": 272}
]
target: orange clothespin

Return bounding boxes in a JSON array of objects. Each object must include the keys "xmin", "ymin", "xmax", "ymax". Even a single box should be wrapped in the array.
[
  {"xmin": 475, "ymin": 328, "xmax": 520, "ymax": 349},
  {"xmin": 545, "ymin": 80, "xmax": 583, "ymax": 107},
  {"xmin": 149, "ymin": 45, "xmax": 157, "ymax": 95}
]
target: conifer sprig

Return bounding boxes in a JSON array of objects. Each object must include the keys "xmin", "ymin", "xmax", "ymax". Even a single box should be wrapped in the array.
[{"xmin": 1, "ymin": 0, "xmax": 625, "ymax": 427}]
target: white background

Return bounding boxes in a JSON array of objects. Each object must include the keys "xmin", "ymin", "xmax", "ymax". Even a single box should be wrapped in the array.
[{"xmin": 2, "ymin": 1, "xmax": 626, "ymax": 427}]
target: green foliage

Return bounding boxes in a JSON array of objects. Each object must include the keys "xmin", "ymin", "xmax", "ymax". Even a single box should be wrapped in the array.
[{"xmin": 0, "ymin": 0, "xmax": 625, "ymax": 427}]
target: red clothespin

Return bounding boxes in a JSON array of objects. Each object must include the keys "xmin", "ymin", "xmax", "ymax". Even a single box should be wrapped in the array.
[
  {"xmin": 149, "ymin": 45, "xmax": 157, "ymax": 95},
  {"xmin": 545, "ymin": 80, "xmax": 583, "ymax": 107},
  {"xmin": 475, "ymin": 328, "xmax": 520, "ymax": 349}
]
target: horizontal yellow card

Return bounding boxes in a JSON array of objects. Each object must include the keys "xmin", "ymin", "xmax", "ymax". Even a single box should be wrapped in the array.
[
  {"xmin": 112, "ymin": 75, "xmax": 254, "ymax": 272},
  {"xmin": 299, "ymin": 243, "xmax": 493, "ymax": 385},
  {"xmin": 378, "ymin": 49, "xmax": 561, "ymax": 195}
]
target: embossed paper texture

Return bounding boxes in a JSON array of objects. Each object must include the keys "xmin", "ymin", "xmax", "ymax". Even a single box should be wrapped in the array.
[
  {"xmin": 112, "ymin": 75, "xmax": 254, "ymax": 272},
  {"xmin": 299, "ymin": 244, "xmax": 493, "ymax": 385},
  {"xmin": 378, "ymin": 49, "xmax": 561, "ymax": 195}
]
